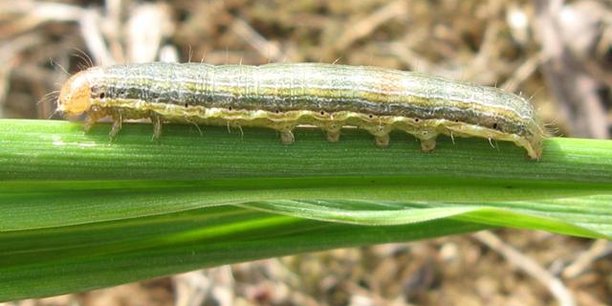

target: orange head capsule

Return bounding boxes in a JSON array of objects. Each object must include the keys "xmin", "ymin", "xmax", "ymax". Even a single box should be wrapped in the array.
[{"xmin": 57, "ymin": 67, "xmax": 104, "ymax": 117}]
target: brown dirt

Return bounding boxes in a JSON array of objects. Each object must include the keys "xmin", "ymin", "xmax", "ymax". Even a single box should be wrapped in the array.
[{"xmin": 1, "ymin": 1, "xmax": 610, "ymax": 305}]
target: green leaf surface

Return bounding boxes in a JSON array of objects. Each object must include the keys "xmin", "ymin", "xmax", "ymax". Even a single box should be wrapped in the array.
[{"xmin": 0, "ymin": 119, "xmax": 610, "ymax": 301}]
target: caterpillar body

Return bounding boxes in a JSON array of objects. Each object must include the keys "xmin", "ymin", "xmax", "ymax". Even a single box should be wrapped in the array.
[{"xmin": 57, "ymin": 62, "xmax": 546, "ymax": 159}]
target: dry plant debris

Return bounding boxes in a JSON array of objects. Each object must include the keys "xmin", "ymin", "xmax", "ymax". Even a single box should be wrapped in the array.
[{"xmin": 0, "ymin": 0, "xmax": 610, "ymax": 305}]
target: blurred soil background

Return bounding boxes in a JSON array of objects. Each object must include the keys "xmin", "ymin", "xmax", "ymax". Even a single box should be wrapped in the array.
[{"xmin": 0, "ymin": 0, "xmax": 610, "ymax": 305}]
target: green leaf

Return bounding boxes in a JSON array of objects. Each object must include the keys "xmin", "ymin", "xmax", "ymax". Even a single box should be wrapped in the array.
[{"xmin": 0, "ymin": 119, "xmax": 610, "ymax": 301}]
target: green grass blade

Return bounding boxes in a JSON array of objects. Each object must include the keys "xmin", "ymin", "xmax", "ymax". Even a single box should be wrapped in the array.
[
  {"xmin": 0, "ymin": 206, "xmax": 486, "ymax": 301},
  {"xmin": 0, "ymin": 119, "xmax": 610, "ymax": 300}
]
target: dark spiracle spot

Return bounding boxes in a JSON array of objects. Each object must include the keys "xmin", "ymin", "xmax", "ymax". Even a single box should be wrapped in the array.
[
  {"xmin": 99, "ymin": 92, "xmax": 105, "ymax": 99},
  {"xmin": 275, "ymin": 110, "xmax": 280, "ymax": 114},
  {"xmin": 184, "ymin": 103, "xmax": 189, "ymax": 108},
  {"xmin": 414, "ymin": 118, "xmax": 420, "ymax": 122},
  {"xmin": 320, "ymin": 111, "xmax": 325, "ymax": 115},
  {"xmin": 228, "ymin": 106, "xmax": 233, "ymax": 111},
  {"xmin": 369, "ymin": 114, "xmax": 373, "ymax": 118},
  {"xmin": 492, "ymin": 123, "xmax": 499, "ymax": 130}
]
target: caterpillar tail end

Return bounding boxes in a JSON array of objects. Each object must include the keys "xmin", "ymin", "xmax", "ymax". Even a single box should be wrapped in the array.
[{"xmin": 525, "ymin": 144, "xmax": 542, "ymax": 160}]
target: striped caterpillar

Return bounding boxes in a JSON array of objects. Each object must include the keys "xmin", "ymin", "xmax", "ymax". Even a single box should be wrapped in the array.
[{"xmin": 57, "ymin": 62, "xmax": 546, "ymax": 159}]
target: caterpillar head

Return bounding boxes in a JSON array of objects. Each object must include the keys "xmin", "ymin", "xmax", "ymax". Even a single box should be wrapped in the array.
[{"xmin": 57, "ymin": 67, "xmax": 103, "ymax": 117}]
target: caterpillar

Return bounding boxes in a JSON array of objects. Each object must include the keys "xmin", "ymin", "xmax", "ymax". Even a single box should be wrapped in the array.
[{"xmin": 57, "ymin": 62, "xmax": 546, "ymax": 159}]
